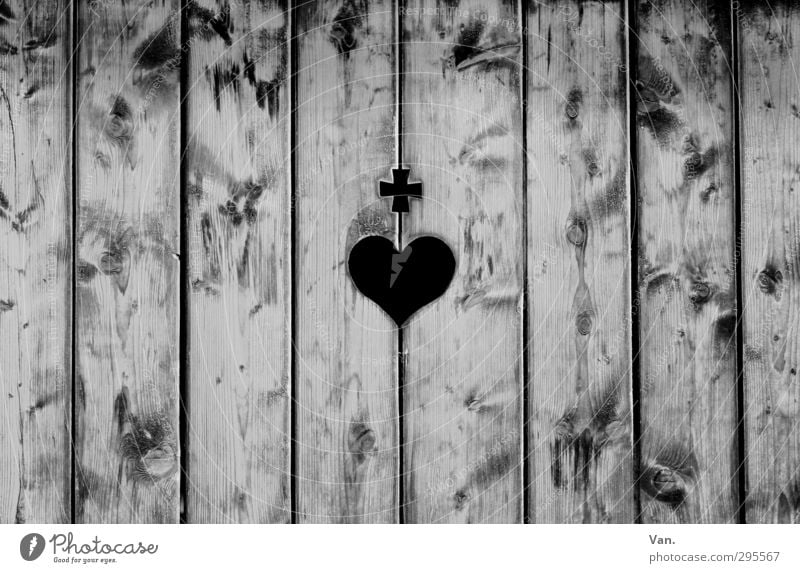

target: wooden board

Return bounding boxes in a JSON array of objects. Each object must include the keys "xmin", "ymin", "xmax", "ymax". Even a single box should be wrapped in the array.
[
  {"xmin": 294, "ymin": 0, "xmax": 399, "ymax": 523},
  {"xmin": 633, "ymin": 0, "xmax": 738, "ymax": 523},
  {"xmin": 401, "ymin": 0, "xmax": 524, "ymax": 523},
  {"xmin": 74, "ymin": 0, "xmax": 181, "ymax": 523},
  {"xmin": 739, "ymin": 2, "xmax": 800, "ymax": 524},
  {"xmin": 0, "ymin": 0, "xmax": 72, "ymax": 523},
  {"xmin": 525, "ymin": 0, "xmax": 634, "ymax": 523},
  {"xmin": 184, "ymin": 0, "xmax": 290, "ymax": 524}
]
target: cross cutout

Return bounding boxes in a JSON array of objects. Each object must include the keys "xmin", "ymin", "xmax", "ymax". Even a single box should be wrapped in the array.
[{"xmin": 379, "ymin": 168, "xmax": 422, "ymax": 213}]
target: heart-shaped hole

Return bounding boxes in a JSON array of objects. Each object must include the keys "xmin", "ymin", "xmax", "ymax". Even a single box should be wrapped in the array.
[{"xmin": 348, "ymin": 235, "xmax": 456, "ymax": 326}]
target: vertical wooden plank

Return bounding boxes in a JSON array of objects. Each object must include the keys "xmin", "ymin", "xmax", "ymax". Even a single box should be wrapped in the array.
[
  {"xmin": 634, "ymin": 0, "xmax": 738, "ymax": 523},
  {"xmin": 739, "ymin": 1, "xmax": 800, "ymax": 524},
  {"xmin": 402, "ymin": 0, "xmax": 524, "ymax": 523},
  {"xmin": 525, "ymin": 1, "xmax": 634, "ymax": 523},
  {"xmin": 75, "ymin": 0, "xmax": 180, "ymax": 523},
  {"xmin": 185, "ymin": 0, "xmax": 290, "ymax": 523},
  {"xmin": 0, "ymin": 0, "xmax": 72, "ymax": 523},
  {"xmin": 294, "ymin": 0, "xmax": 398, "ymax": 523}
]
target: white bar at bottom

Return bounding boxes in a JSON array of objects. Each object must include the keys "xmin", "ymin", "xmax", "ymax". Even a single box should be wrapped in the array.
[{"xmin": 2, "ymin": 524, "xmax": 798, "ymax": 572}]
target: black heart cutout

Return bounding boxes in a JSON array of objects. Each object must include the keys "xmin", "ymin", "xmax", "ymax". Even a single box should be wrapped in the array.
[{"xmin": 348, "ymin": 235, "xmax": 456, "ymax": 326}]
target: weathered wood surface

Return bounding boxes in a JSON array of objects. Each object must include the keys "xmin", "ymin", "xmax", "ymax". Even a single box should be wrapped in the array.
[
  {"xmin": 525, "ymin": 0, "xmax": 634, "ymax": 523},
  {"xmin": 0, "ymin": 0, "xmax": 72, "ymax": 523},
  {"xmin": 4, "ymin": 0, "xmax": 800, "ymax": 526},
  {"xmin": 75, "ymin": 0, "xmax": 181, "ymax": 523},
  {"xmin": 185, "ymin": 0, "xmax": 290, "ymax": 524},
  {"xmin": 294, "ymin": 0, "xmax": 399, "ymax": 523},
  {"xmin": 739, "ymin": 2, "xmax": 800, "ymax": 524},
  {"xmin": 633, "ymin": 0, "xmax": 738, "ymax": 523},
  {"xmin": 401, "ymin": 0, "xmax": 524, "ymax": 523}
]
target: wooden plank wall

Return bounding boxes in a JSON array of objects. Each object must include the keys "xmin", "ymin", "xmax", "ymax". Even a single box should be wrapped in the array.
[{"xmin": 3, "ymin": 0, "xmax": 800, "ymax": 524}]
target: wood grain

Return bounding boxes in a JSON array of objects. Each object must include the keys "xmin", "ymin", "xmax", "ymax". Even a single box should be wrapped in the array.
[
  {"xmin": 75, "ymin": 0, "xmax": 180, "ymax": 523},
  {"xmin": 294, "ymin": 0, "xmax": 399, "ymax": 523},
  {"xmin": 401, "ymin": 0, "xmax": 523, "ymax": 523},
  {"xmin": 0, "ymin": 0, "xmax": 72, "ymax": 523},
  {"xmin": 184, "ymin": 0, "xmax": 290, "ymax": 524},
  {"xmin": 739, "ymin": 1, "xmax": 800, "ymax": 524},
  {"xmin": 525, "ymin": 0, "xmax": 634, "ymax": 523},
  {"xmin": 633, "ymin": 0, "xmax": 738, "ymax": 523},
  {"xmin": 0, "ymin": 0, "xmax": 788, "ymax": 526}
]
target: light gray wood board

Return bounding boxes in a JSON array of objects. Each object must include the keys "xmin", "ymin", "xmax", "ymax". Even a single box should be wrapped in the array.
[
  {"xmin": 525, "ymin": 0, "xmax": 634, "ymax": 523},
  {"xmin": 184, "ymin": 0, "xmax": 291, "ymax": 524},
  {"xmin": 401, "ymin": 0, "xmax": 524, "ymax": 523},
  {"xmin": 294, "ymin": 0, "xmax": 399, "ymax": 523},
  {"xmin": 75, "ymin": 0, "xmax": 181, "ymax": 523},
  {"xmin": 0, "ymin": 0, "xmax": 72, "ymax": 523},
  {"xmin": 739, "ymin": 1, "xmax": 800, "ymax": 524},
  {"xmin": 634, "ymin": 0, "xmax": 738, "ymax": 523}
]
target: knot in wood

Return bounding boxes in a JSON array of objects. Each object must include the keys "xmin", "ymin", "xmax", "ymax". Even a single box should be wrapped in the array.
[
  {"xmin": 681, "ymin": 133, "xmax": 697, "ymax": 153},
  {"xmin": 648, "ymin": 467, "xmax": 688, "ymax": 505},
  {"xmin": 682, "ymin": 152, "xmax": 702, "ymax": 179},
  {"xmin": 453, "ymin": 489, "xmax": 469, "ymax": 510},
  {"xmin": 576, "ymin": 311, "xmax": 594, "ymax": 335},
  {"xmin": 99, "ymin": 251, "xmax": 125, "ymax": 275},
  {"xmin": 466, "ymin": 398, "xmax": 483, "ymax": 413},
  {"xmin": 106, "ymin": 115, "xmax": 130, "ymax": 138},
  {"xmin": 358, "ymin": 430, "xmax": 376, "ymax": 452},
  {"xmin": 105, "ymin": 96, "xmax": 134, "ymax": 146},
  {"xmin": 117, "ymin": 414, "xmax": 178, "ymax": 482},
  {"xmin": 565, "ymin": 103, "xmax": 579, "ymax": 119},
  {"xmin": 348, "ymin": 422, "xmax": 376, "ymax": 458},
  {"xmin": 565, "ymin": 87, "xmax": 582, "ymax": 120},
  {"xmin": 758, "ymin": 268, "xmax": 782, "ymax": 295},
  {"xmin": 689, "ymin": 281, "xmax": 712, "ymax": 304},
  {"xmin": 566, "ymin": 219, "xmax": 587, "ymax": 246},
  {"xmin": 139, "ymin": 444, "xmax": 178, "ymax": 480}
]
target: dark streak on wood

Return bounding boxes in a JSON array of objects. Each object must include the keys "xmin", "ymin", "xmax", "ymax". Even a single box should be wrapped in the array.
[
  {"xmin": 186, "ymin": 0, "xmax": 233, "ymax": 46},
  {"xmin": 452, "ymin": 15, "xmax": 484, "ymax": 67},
  {"xmin": 0, "ymin": 1, "xmax": 16, "ymax": 23},
  {"xmin": 210, "ymin": 63, "xmax": 240, "ymax": 111},
  {"xmin": 329, "ymin": 0, "xmax": 362, "ymax": 58},
  {"xmin": 468, "ymin": 448, "xmax": 514, "ymax": 490},
  {"xmin": 551, "ymin": 385, "xmax": 620, "ymax": 491},
  {"xmin": 132, "ymin": 20, "xmax": 180, "ymax": 70}
]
